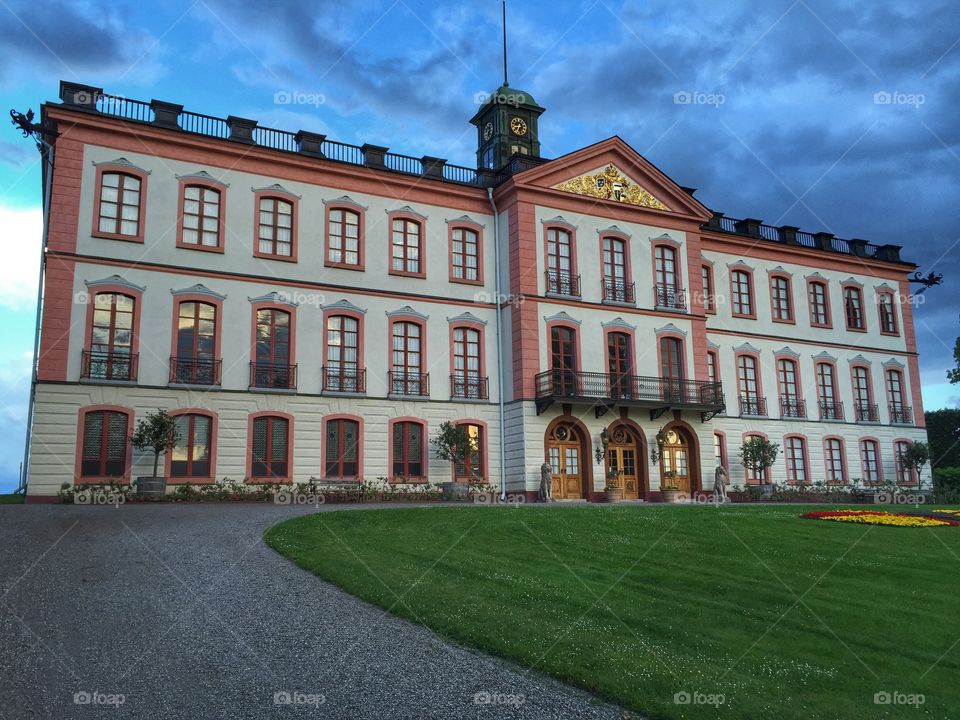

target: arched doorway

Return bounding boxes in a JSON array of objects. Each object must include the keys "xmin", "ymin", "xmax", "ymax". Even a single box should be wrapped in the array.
[
  {"xmin": 604, "ymin": 422, "xmax": 645, "ymax": 500},
  {"xmin": 658, "ymin": 422, "xmax": 700, "ymax": 497},
  {"xmin": 545, "ymin": 418, "xmax": 590, "ymax": 500}
]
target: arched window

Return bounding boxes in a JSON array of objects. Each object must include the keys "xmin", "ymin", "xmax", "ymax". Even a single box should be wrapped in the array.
[
  {"xmin": 878, "ymin": 292, "xmax": 898, "ymax": 334},
  {"xmin": 550, "ymin": 325, "xmax": 579, "ymax": 396},
  {"xmin": 654, "ymin": 245, "xmax": 683, "ymax": 308},
  {"xmin": 174, "ymin": 301, "xmax": 218, "ymax": 385},
  {"xmin": 808, "ymin": 281, "xmax": 830, "ymax": 326},
  {"xmin": 731, "ymin": 270, "xmax": 754, "ymax": 317},
  {"xmin": 450, "ymin": 226, "xmax": 480, "ymax": 283},
  {"xmin": 250, "ymin": 415, "xmax": 290, "ymax": 480},
  {"xmin": 327, "ymin": 207, "xmax": 362, "ymax": 268},
  {"xmin": 895, "ymin": 440, "xmax": 917, "ymax": 485},
  {"xmin": 391, "ymin": 218, "xmax": 423, "ymax": 276},
  {"xmin": 785, "ymin": 436, "xmax": 808, "ymax": 483},
  {"xmin": 770, "ymin": 276, "xmax": 793, "ymax": 321},
  {"xmin": 86, "ymin": 292, "xmax": 136, "ymax": 381},
  {"xmin": 325, "ymin": 418, "xmax": 360, "ymax": 478},
  {"xmin": 171, "ymin": 413, "xmax": 213, "ymax": 479},
  {"xmin": 860, "ymin": 439, "xmax": 881, "ymax": 485},
  {"xmin": 391, "ymin": 320, "xmax": 426, "ymax": 395},
  {"xmin": 392, "ymin": 420, "xmax": 425, "ymax": 479},
  {"xmin": 777, "ymin": 358, "xmax": 803, "ymax": 417},
  {"xmin": 253, "ymin": 308, "xmax": 294, "ymax": 389},
  {"xmin": 885, "ymin": 369, "xmax": 911, "ymax": 424},
  {"xmin": 737, "ymin": 355, "xmax": 763, "ymax": 415},
  {"xmin": 852, "ymin": 366, "xmax": 876, "ymax": 421},
  {"xmin": 844, "ymin": 286, "xmax": 865, "ymax": 330},
  {"xmin": 825, "ymin": 438, "xmax": 846, "ymax": 483},
  {"xmin": 602, "ymin": 236, "xmax": 632, "ymax": 302},
  {"xmin": 546, "ymin": 227, "xmax": 577, "ymax": 295},
  {"xmin": 257, "ymin": 196, "xmax": 294, "ymax": 258},
  {"xmin": 608, "ymin": 331, "xmax": 633, "ymax": 399},
  {"xmin": 80, "ymin": 409, "xmax": 129, "ymax": 478},
  {"xmin": 96, "ymin": 171, "xmax": 142, "ymax": 238},
  {"xmin": 181, "ymin": 184, "xmax": 221, "ymax": 248},
  {"xmin": 701, "ymin": 264, "xmax": 715, "ymax": 312},
  {"xmin": 452, "ymin": 326, "xmax": 484, "ymax": 398},
  {"xmin": 325, "ymin": 315, "xmax": 361, "ymax": 392},
  {"xmin": 454, "ymin": 423, "xmax": 485, "ymax": 481},
  {"xmin": 659, "ymin": 337, "xmax": 684, "ymax": 381}
]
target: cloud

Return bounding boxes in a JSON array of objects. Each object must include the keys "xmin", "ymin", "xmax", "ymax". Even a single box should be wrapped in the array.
[{"xmin": 0, "ymin": 205, "xmax": 41, "ymax": 312}]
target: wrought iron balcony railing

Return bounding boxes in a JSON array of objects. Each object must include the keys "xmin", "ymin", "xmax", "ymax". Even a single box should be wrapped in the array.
[
  {"xmin": 322, "ymin": 366, "xmax": 366, "ymax": 393},
  {"xmin": 779, "ymin": 397, "xmax": 806, "ymax": 418},
  {"xmin": 739, "ymin": 395, "xmax": 767, "ymax": 416},
  {"xmin": 534, "ymin": 370, "xmax": 723, "ymax": 406},
  {"xmin": 818, "ymin": 400, "xmax": 845, "ymax": 420},
  {"xmin": 545, "ymin": 269, "xmax": 581, "ymax": 297},
  {"xmin": 81, "ymin": 350, "xmax": 138, "ymax": 382},
  {"xmin": 169, "ymin": 357, "xmax": 221, "ymax": 386},
  {"xmin": 389, "ymin": 371, "xmax": 430, "ymax": 397},
  {"xmin": 602, "ymin": 278, "xmax": 635, "ymax": 304},
  {"xmin": 450, "ymin": 374, "xmax": 489, "ymax": 400},
  {"xmin": 249, "ymin": 362, "xmax": 297, "ymax": 390},
  {"xmin": 654, "ymin": 285, "xmax": 686, "ymax": 310},
  {"xmin": 855, "ymin": 402, "xmax": 880, "ymax": 422},
  {"xmin": 889, "ymin": 403, "xmax": 913, "ymax": 425}
]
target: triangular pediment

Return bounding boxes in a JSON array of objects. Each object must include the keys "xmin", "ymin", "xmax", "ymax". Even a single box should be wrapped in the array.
[{"xmin": 553, "ymin": 163, "xmax": 670, "ymax": 211}]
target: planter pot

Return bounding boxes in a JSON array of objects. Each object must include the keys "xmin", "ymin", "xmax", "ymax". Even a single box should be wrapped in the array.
[
  {"xmin": 441, "ymin": 481, "xmax": 471, "ymax": 501},
  {"xmin": 661, "ymin": 488, "xmax": 682, "ymax": 503},
  {"xmin": 757, "ymin": 484, "xmax": 775, "ymax": 499},
  {"xmin": 136, "ymin": 476, "xmax": 167, "ymax": 499},
  {"xmin": 605, "ymin": 488, "xmax": 623, "ymax": 504}
]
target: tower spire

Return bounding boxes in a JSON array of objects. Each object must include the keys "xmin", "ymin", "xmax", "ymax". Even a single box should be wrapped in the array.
[{"xmin": 502, "ymin": 0, "xmax": 509, "ymax": 87}]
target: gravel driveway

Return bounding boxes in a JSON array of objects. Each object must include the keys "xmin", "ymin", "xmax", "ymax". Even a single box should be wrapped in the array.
[{"xmin": 0, "ymin": 503, "xmax": 620, "ymax": 719}]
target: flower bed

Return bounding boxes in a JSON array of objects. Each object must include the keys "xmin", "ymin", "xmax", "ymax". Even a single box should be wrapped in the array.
[{"xmin": 801, "ymin": 509, "xmax": 959, "ymax": 528}]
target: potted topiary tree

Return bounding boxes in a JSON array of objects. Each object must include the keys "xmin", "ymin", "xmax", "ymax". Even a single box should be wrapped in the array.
[
  {"xmin": 740, "ymin": 436, "xmax": 780, "ymax": 499},
  {"xmin": 431, "ymin": 421, "xmax": 480, "ymax": 501},
  {"xmin": 660, "ymin": 470, "xmax": 681, "ymax": 503},
  {"xmin": 130, "ymin": 409, "xmax": 180, "ymax": 499},
  {"xmin": 604, "ymin": 467, "xmax": 623, "ymax": 503},
  {"xmin": 899, "ymin": 441, "xmax": 931, "ymax": 493}
]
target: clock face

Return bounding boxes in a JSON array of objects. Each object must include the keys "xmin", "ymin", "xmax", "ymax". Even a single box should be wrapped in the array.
[
  {"xmin": 510, "ymin": 117, "xmax": 527, "ymax": 136},
  {"xmin": 483, "ymin": 122, "xmax": 494, "ymax": 141}
]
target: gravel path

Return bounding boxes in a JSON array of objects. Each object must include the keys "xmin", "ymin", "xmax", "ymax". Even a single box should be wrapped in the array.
[{"xmin": 0, "ymin": 503, "xmax": 621, "ymax": 719}]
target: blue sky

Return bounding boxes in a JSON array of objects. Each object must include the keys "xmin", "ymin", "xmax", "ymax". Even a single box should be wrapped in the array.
[{"xmin": 1, "ymin": 0, "xmax": 958, "ymax": 491}]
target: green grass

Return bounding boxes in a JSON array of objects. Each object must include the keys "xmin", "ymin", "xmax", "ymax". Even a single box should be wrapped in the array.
[
  {"xmin": 265, "ymin": 505, "xmax": 960, "ymax": 719},
  {"xmin": 0, "ymin": 493, "xmax": 24, "ymax": 504}
]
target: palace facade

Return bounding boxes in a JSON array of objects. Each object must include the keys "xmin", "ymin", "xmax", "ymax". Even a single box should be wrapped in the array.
[{"xmin": 23, "ymin": 80, "xmax": 930, "ymax": 501}]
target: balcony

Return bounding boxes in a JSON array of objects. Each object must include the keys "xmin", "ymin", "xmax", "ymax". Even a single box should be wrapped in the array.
[
  {"xmin": 534, "ymin": 369, "xmax": 724, "ymax": 420},
  {"xmin": 545, "ymin": 269, "xmax": 581, "ymax": 297},
  {"xmin": 654, "ymin": 285, "xmax": 686, "ymax": 310},
  {"xmin": 602, "ymin": 278, "xmax": 635, "ymax": 304},
  {"xmin": 389, "ymin": 371, "xmax": 430, "ymax": 397},
  {"xmin": 855, "ymin": 403, "xmax": 880, "ymax": 422},
  {"xmin": 818, "ymin": 400, "xmax": 845, "ymax": 420},
  {"xmin": 739, "ymin": 395, "xmax": 767, "ymax": 417},
  {"xmin": 249, "ymin": 362, "xmax": 297, "ymax": 390},
  {"xmin": 779, "ymin": 397, "xmax": 807, "ymax": 419},
  {"xmin": 169, "ymin": 357, "xmax": 221, "ymax": 386},
  {"xmin": 889, "ymin": 403, "xmax": 914, "ymax": 425},
  {"xmin": 450, "ymin": 374, "xmax": 488, "ymax": 400},
  {"xmin": 322, "ymin": 366, "xmax": 366, "ymax": 394},
  {"xmin": 81, "ymin": 350, "xmax": 138, "ymax": 382}
]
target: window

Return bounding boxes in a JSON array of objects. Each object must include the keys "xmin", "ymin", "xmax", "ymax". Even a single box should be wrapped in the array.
[
  {"xmin": 392, "ymin": 420, "xmax": 424, "ymax": 479},
  {"xmin": 731, "ymin": 270, "xmax": 754, "ymax": 317},
  {"xmin": 251, "ymin": 415, "xmax": 290, "ymax": 480},
  {"xmin": 808, "ymin": 281, "xmax": 830, "ymax": 326},
  {"xmin": 771, "ymin": 276, "xmax": 793, "ymax": 322},
  {"xmin": 744, "ymin": 434, "xmax": 766, "ymax": 483},
  {"xmin": 96, "ymin": 171, "xmax": 142, "ymax": 239},
  {"xmin": 80, "ymin": 409, "xmax": 129, "ymax": 478},
  {"xmin": 785, "ymin": 436, "xmax": 808, "ymax": 483},
  {"xmin": 171, "ymin": 414, "xmax": 213, "ymax": 479},
  {"xmin": 257, "ymin": 196, "xmax": 294, "ymax": 258},
  {"xmin": 777, "ymin": 358, "xmax": 803, "ymax": 417},
  {"xmin": 391, "ymin": 218, "xmax": 423, "ymax": 276},
  {"xmin": 391, "ymin": 321, "xmax": 425, "ymax": 395},
  {"xmin": 895, "ymin": 441, "xmax": 916, "ymax": 485},
  {"xmin": 253, "ymin": 308, "xmax": 294, "ymax": 389},
  {"xmin": 174, "ymin": 301, "xmax": 218, "ymax": 385},
  {"xmin": 852, "ymin": 366, "xmax": 875, "ymax": 421},
  {"xmin": 654, "ymin": 245, "xmax": 683, "ymax": 308},
  {"xmin": 550, "ymin": 325, "xmax": 579, "ymax": 396},
  {"xmin": 737, "ymin": 355, "xmax": 763, "ymax": 415},
  {"xmin": 659, "ymin": 337, "xmax": 684, "ymax": 381},
  {"xmin": 844, "ymin": 286, "xmax": 865, "ymax": 330},
  {"xmin": 86, "ymin": 292, "xmax": 136, "ymax": 381},
  {"xmin": 452, "ymin": 326, "xmax": 484, "ymax": 399},
  {"xmin": 701, "ymin": 264, "xmax": 715, "ymax": 312},
  {"xmin": 546, "ymin": 227, "xmax": 577, "ymax": 295},
  {"xmin": 860, "ymin": 440, "xmax": 881, "ymax": 485},
  {"xmin": 450, "ymin": 226, "xmax": 480, "ymax": 283},
  {"xmin": 608, "ymin": 332, "xmax": 633, "ymax": 398},
  {"xmin": 713, "ymin": 432, "xmax": 726, "ymax": 467},
  {"xmin": 816, "ymin": 362, "xmax": 841, "ymax": 419},
  {"xmin": 327, "ymin": 208, "xmax": 361, "ymax": 268},
  {"xmin": 602, "ymin": 236, "xmax": 632, "ymax": 302},
  {"xmin": 885, "ymin": 369, "xmax": 911, "ymax": 423},
  {"xmin": 180, "ymin": 184, "xmax": 221, "ymax": 249},
  {"xmin": 325, "ymin": 418, "xmax": 360, "ymax": 478},
  {"xmin": 454, "ymin": 423, "xmax": 484, "ymax": 481},
  {"xmin": 878, "ymin": 292, "xmax": 898, "ymax": 334},
  {"xmin": 825, "ymin": 438, "xmax": 846, "ymax": 483},
  {"xmin": 706, "ymin": 350, "xmax": 719, "ymax": 385},
  {"xmin": 325, "ymin": 315, "xmax": 361, "ymax": 392}
]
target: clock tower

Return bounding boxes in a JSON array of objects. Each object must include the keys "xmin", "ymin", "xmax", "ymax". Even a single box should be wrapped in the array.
[{"xmin": 470, "ymin": 84, "xmax": 545, "ymax": 171}]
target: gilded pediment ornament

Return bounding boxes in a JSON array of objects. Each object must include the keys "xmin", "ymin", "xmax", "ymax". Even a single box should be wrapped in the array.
[{"xmin": 553, "ymin": 164, "xmax": 669, "ymax": 210}]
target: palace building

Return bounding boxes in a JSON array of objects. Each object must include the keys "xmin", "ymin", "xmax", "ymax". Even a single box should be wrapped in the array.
[{"xmin": 23, "ymin": 80, "xmax": 930, "ymax": 501}]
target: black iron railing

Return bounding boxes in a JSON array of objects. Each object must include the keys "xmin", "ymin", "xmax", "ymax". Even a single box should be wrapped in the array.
[
  {"xmin": 322, "ymin": 366, "xmax": 366, "ymax": 393},
  {"xmin": 534, "ymin": 370, "xmax": 723, "ymax": 406},
  {"xmin": 450, "ymin": 374, "xmax": 489, "ymax": 400},
  {"xmin": 780, "ymin": 397, "xmax": 806, "ymax": 418},
  {"xmin": 250, "ymin": 362, "xmax": 297, "ymax": 390},
  {"xmin": 654, "ymin": 285, "xmax": 686, "ymax": 310},
  {"xmin": 602, "ymin": 278, "xmax": 635, "ymax": 303},
  {"xmin": 389, "ymin": 371, "xmax": 430, "ymax": 397},
  {"xmin": 739, "ymin": 395, "xmax": 767, "ymax": 416},
  {"xmin": 818, "ymin": 400, "xmax": 845, "ymax": 420},
  {"xmin": 169, "ymin": 357, "xmax": 221, "ymax": 385},
  {"xmin": 81, "ymin": 350, "xmax": 138, "ymax": 381},
  {"xmin": 855, "ymin": 403, "xmax": 880, "ymax": 422},
  {"xmin": 889, "ymin": 403, "xmax": 913, "ymax": 425},
  {"xmin": 545, "ymin": 269, "xmax": 581, "ymax": 297}
]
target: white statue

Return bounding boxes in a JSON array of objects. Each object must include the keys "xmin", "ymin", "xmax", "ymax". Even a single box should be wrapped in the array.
[
  {"xmin": 539, "ymin": 462, "xmax": 554, "ymax": 502},
  {"xmin": 714, "ymin": 465, "xmax": 729, "ymax": 503}
]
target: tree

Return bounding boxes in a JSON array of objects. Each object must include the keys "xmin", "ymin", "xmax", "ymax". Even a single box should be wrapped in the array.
[
  {"xmin": 925, "ymin": 409, "xmax": 960, "ymax": 468},
  {"xmin": 431, "ymin": 421, "xmax": 480, "ymax": 482},
  {"xmin": 130, "ymin": 409, "xmax": 180, "ymax": 479},
  {"xmin": 739, "ymin": 436, "xmax": 780, "ymax": 485},
  {"xmin": 948, "ymin": 337, "xmax": 960, "ymax": 384},
  {"xmin": 900, "ymin": 441, "xmax": 931, "ymax": 482}
]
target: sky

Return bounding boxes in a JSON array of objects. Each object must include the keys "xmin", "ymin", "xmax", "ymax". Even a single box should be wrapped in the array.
[{"xmin": 1, "ymin": 0, "xmax": 958, "ymax": 491}]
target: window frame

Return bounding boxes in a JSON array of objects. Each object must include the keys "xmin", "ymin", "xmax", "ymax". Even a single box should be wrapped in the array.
[
  {"xmin": 246, "ymin": 411, "xmax": 294, "ymax": 483},
  {"xmin": 735, "ymin": 351, "xmax": 763, "ymax": 404},
  {"xmin": 823, "ymin": 436, "xmax": 847, "ymax": 484},
  {"xmin": 92, "ymin": 164, "xmax": 148, "ymax": 243},
  {"xmin": 842, "ymin": 283, "xmax": 867, "ymax": 332},
  {"xmin": 322, "ymin": 307, "xmax": 365, "ymax": 394},
  {"xmin": 600, "ymin": 231, "xmax": 633, "ymax": 303},
  {"xmin": 850, "ymin": 363, "xmax": 874, "ymax": 416},
  {"xmin": 252, "ymin": 189, "xmax": 299, "ymax": 262},
  {"xmin": 730, "ymin": 267, "xmax": 756, "ymax": 319},
  {"xmin": 170, "ymin": 292, "xmax": 222, "ymax": 386},
  {"xmin": 701, "ymin": 262, "xmax": 716, "ymax": 313},
  {"xmin": 543, "ymin": 222, "xmax": 579, "ymax": 296},
  {"xmin": 83, "ymin": 283, "xmax": 143, "ymax": 382},
  {"xmin": 877, "ymin": 290, "xmax": 899, "ymax": 335},
  {"xmin": 657, "ymin": 333, "xmax": 686, "ymax": 382},
  {"xmin": 249, "ymin": 300, "xmax": 297, "ymax": 389},
  {"xmin": 388, "ymin": 210, "xmax": 427, "ymax": 279},
  {"xmin": 806, "ymin": 279, "xmax": 832, "ymax": 328},
  {"xmin": 321, "ymin": 414, "xmax": 363, "ymax": 480},
  {"xmin": 176, "ymin": 176, "xmax": 226, "ymax": 253},
  {"xmin": 452, "ymin": 419, "xmax": 487, "ymax": 483},
  {"xmin": 324, "ymin": 201, "xmax": 365, "ymax": 271},
  {"xmin": 450, "ymin": 321, "xmax": 486, "ymax": 399},
  {"xmin": 74, "ymin": 405, "xmax": 134, "ymax": 484},
  {"xmin": 166, "ymin": 409, "xmax": 217, "ymax": 483},
  {"xmin": 784, "ymin": 434, "xmax": 809, "ymax": 484},
  {"xmin": 388, "ymin": 417, "xmax": 428, "ymax": 482},
  {"xmin": 769, "ymin": 273, "xmax": 794, "ymax": 323},
  {"xmin": 448, "ymin": 219, "xmax": 484, "ymax": 285},
  {"xmin": 859, "ymin": 438, "xmax": 883, "ymax": 485},
  {"xmin": 894, "ymin": 439, "xmax": 918, "ymax": 486}
]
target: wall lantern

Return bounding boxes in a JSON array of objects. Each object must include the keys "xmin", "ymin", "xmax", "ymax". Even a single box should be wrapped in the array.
[{"xmin": 594, "ymin": 427, "xmax": 610, "ymax": 463}]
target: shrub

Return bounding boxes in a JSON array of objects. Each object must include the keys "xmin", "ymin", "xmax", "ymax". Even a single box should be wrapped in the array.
[{"xmin": 933, "ymin": 467, "xmax": 960, "ymax": 503}]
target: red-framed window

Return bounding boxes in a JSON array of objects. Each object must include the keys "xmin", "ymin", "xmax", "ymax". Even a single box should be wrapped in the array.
[
  {"xmin": 171, "ymin": 414, "xmax": 213, "ymax": 479},
  {"xmin": 326, "ymin": 314, "xmax": 360, "ymax": 385},
  {"xmin": 785, "ymin": 436, "xmax": 808, "ymax": 483},
  {"xmin": 654, "ymin": 245, "xmax": 679, "ymax": 292},
  {"xmin": 808, "ymin": 281, "xmax": 830, "ymax": 327},
  {"xmin": 454, "ymin": 423, "xmax": 485, "ymax": 481},
  {"xmin": 825, "ymin": 438, "xmax": 846, "ymax": 483},
  {"xmin": 453, "ymin": 326, "xmax": 481, "ymax": 380},
  {"xmin": 659, "ymin": 336, "xmax": 684, "ymax": 381},
  {"xmin": 713, "ymin": 432, "xmax": 726, "ymax": 468},
  {"xmin": 255, "ymin": 308, "xmax": 291, "ymax": 367},
  {"xmin": 844, "ymin": 286, "xmax": 865, "ymax": 330},
  {"xmin": 602, "ymin": 236, "xmax": 630, "ymax": 301},
  {"xmin": 744, "ymin": 433, "xmax": 766, "ymax": 483},
  {"xmin": 176, "ymin": 301, "xmax": 216, "ymax": 362},
  {"xmin": 731, "ymin": 270, "xmax": 754, "ymax": 317},
  {"xmin": 257, "ymin": 196, "xmax": 294, "ymax": 258},
  {"xmin": 451, "ymin": 227, "xmax": 480, "ymax": 282},
  {"xmin": 878, "ymin": 292, "xmax": 898, "ymax": 334},
  {"xmin": 328, "ymin": 208, "xmax": 361, "ymax": 267},
  {"xmin": 706, "ymin": 350, "xmax": 719, "ymax": 385},
  {"xmin": 852, "ymin": 365, "xmax": 873, "ymax": 407},
  {"xmin": 96, "ymin": 172, "xmax": 143, "ymax": 238},
  {"xmin": 701, "ymin": 264, "xmax": 715, "ymax": 312},
  {"xmin": 392, "ymin": 420, "xmax": 425, "ymax": 479},
  {"xmin": 88, "ymin": 292, "xmax": 136, "ymax": 380},
  {"xmin": 80, "ymin": 410, "xmax": 129, "ymax": 478},
  {"xmin": 770, "ymin": 276, "xmax": 793, "ymax": 322},
  {"xmin": 860, "ymin": 439, "xmax": 882, "ymax": 484},
  {"xmin": 885, "ymin": 369, "xmax": 905, "ymax": 408},
  {"xmin": 737, "ymin": 355, "xmax": 760, "ymax": 400},
  {"xmin": 551, "ymin": 326, "xmax": 578, "ymax": 372},
  {"xmin": 391, "ymin": 218, "xmax": 423, "ymax": 276},
  {"xmin": 895, "ymin": 441, "xmax": 917, "ymax": 485},
  {"xmin": 777, "ymin": 358, "xmax": 800, "ymax": 401},
  {"xmin": 251, "ymin": 415, "xmax": 290, "ymax": 479},
  {"xmin": 816, "ymin": 363, "xmax": 836, "ymax": 404},
  {"xmin": 181, "ymin": 184, "xmax": 221, "ymax": 249},
  {"xmin": 392, "ymin": 321, "xmax": 422, "ymax": 378},
  {"xmin": 546, "ymin": 227, "xmax": 574, "ymax": 276},
  {"xmin": 325, "ymin": 418, "xmax": 360, "ymax": 478}
]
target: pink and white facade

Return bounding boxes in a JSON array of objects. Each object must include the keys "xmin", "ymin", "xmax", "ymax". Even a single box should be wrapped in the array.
[{"xmin": 23, "ymin": 81, "xmax": 930, "ymax": 501}]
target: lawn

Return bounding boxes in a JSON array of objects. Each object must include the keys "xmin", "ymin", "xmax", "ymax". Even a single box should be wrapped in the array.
[{"xmin": 265, "ymin": 505, "xmax": 960, "ymax": 719}]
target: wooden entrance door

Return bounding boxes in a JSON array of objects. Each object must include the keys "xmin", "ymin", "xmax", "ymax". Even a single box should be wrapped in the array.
[
  {"xmin": 660, "ymin": 429, "xmax": 690, "ymax": 495},
  {"xmin": 546, "ymin": 423, "xmax": 583, "ymax": 499},
  {"xmin": 606, "ymin": 425, "xmax": 640, "ymax": 500}
]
